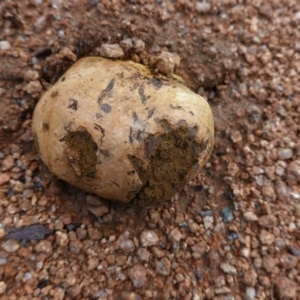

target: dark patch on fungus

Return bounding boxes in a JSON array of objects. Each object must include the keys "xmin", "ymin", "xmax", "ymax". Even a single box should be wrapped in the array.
[
  {"xmin": 64, "ymin": 129, "xmax": 98, "ymax": 178},
  {"xmin": 151, "ymin": 77, "xmax": 163, "ymax": 89},
  {"xmin": 128, "ymin": 121, "xmax": 210, "ymax": 205},
  {"xmin": 133, "ymin": 112, "xmax": 138, "ymax": 122},
  {"xmin": 50, "ymin": 91, "xmax": 58, "ymax": 98},
  {"xmin": 129, "ymin": 127, "xmax": 133, "ymax": 143},
  {"xmin": 170, "ymin": 104, "xmax": 183, "ymax": 110},
  {"xmin": 42, "ymin": 122, "xmax": 49, "ymax": 132},
  {"xmin": 98, "ymin": 78, "xmax": 115, "ymax": 104},
  {"xmin": 100, "ymin": 103, "xmax": 112, "ymax": 113},
  {"xmin": 138, "ymin": 85, "xmax": 147, "ymax": 104},
  {"xmin": 189, "ymin": 111, "xmax": 194, "ymax": 116},
  {"xmin": 61, "ymin": 77, "xmax": 66, "ymax": 82},
  {"xmin": 147, "ymin": 108, "xmax": 155, "ymax": 119},
  {"xmin": 99, "ymin": 149, "xmax": 110, "ymax": 157},
  {"xmin": 68, "ymin": 98, "xmax": 78, "ymax": 111}
]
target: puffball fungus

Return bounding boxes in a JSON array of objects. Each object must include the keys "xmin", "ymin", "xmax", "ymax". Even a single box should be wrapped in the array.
[{"xmin": 32, "ymin": 57, "xmax": 214, "ymax": 205}]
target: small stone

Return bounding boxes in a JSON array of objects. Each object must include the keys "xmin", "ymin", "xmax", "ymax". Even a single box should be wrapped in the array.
[
  {"xmin": 262, "ymin": 255, "xmax": 276, "ymax": 273},
  {"xmin": 242, "ymin": 269, "xmax": 257, "ymax": 286},
  {"xmin": 258, "ymin": 215, "xmax": 277, "ymax": 228},
  {"xmin": 120, "ymin": 240, "xmax": 135, "ymax": 252},
  {"xmin": 69, "ymin": 240, "xmax": 83, "ymax": 254},
  {"xmin": 25, "ymin": 80, "xmax": 42, "ymax": 95},
  {"xmin": 287, "ymin": 160, "xmax": 300, "ymax": 183},
  {"xmin": 127, "ymin": 265, "xmax": 147, "ymax": 288},
  {"xmin": 243, "ymin": 211, "xmax": 258, "ymax": 221},
  {"xmin": 68, "ymin": 284, "xmax": 81, "ymax": 298},
  {"xmin": 169, "ymin": 228, "xmax": 182, "ymax": 242},
  {"xmin": 274, "ymin": 276, "xmax": 297, "ymax": 299},
  {"xmin": 278, "ymin": 148, "xmax": 293, "ymax": 160},
  {"xmin": 76, "ymin": 228, "xmax": 87, "ymax": 240},
  {"xmin": 192, "ymin": 241, "xmax": 206, "ymax": 259},
  {"xmin": 140, "ymin": 230, "xmax": 159, "ymax": 247},
  {"xmin": 245, "ymin": 287, "xmax": 256, "ymax": 300},
  {"xmin": 34, "ymin": 240, "xmax": 53, "ymax": 256},
  {"xmin": 0, "ymin": 173, "xmax": 10, "ymax": 185},
  {"xmin": 231, "ymin": 130, "xmax": 242, "ymax": 143},
  {"xmin": 55, "ymin": 231, "xmax": 69, "ymax": 247},
  {"xmin": 24, "ymin": 70, "xmax": 39, "ymax": 81},
  {"xmin": 1, "ymin": 240, "xmax": 20, "ymax": 253},
  {"xmin": 99, "ymin": 43, "xmax": 124, "ymax": 58},
  {"xmin": 188, "ymin": 222, "xmax": 200, "ymax": 233},
  {"xmin": 120, "ymin": 38, "xmax": 133, "ymax": 52},
  {"xmin": 152, "ymin": 247, "xmax": 165, "ymax": 258},
  {"xmin": 0, "ymin": 41, "xmax": 10, "ymax": 51},
  {"xmin": 203, "ymin": 216, "xmax": 214, "ymax": 229},
  {"xmin": 221, "ymin": 207, "xmax": 234, "ymax": 222},
  {"xmin": 220, "ymin": 263, "xmax": 237, "ymax": 275},
  {"xmin": 88, "ymin": 227, "xmax": 103, "ymax": 240},
  {"xmin": 215, "ymin": 287, "xmax": 231, "ymax": 295},
  {"xmin": 87, "ymin": 257, "xmax": 99, "ymax": 270},
  {"xmin": 279, "ymin": 253, "xmax": 298, "ymax": 269},
  {"xmin": 195, "ymin": 2, "xmax": 211, "ymax": 13},
  {"xmin": 155, "ymin": 257, "xmax": 171, "ymax": 276},
  {"xmin": 120, "ymin": 291, "xmax": 142, "ymax": 300},
  {"xmin": 259, "ymin": 229, "xmax": 274, "ymax": 245},
  {"xmin": 0, "ymin": 281, "xmax": 7, "ymax": 294},
  {"xmin": 214, "ymin": 275, "xmax": 225, "ymax": 287},
  {"xmin": 59, "ymin": 47, "xmax": 77, "ymax": 61},
  {"xmin": 1, "ymin": 155, "xmax": 14, "ymax": 171},
  {"xmin": 87, "ymin": 205, "xmax": 109, "ymax": 218},
  {"xmin": 154, "ymin": 51, "xmax": 177, "ymax": 75},
  {"xmin": 133, "ymin": 38, "xmax": 145, "ymax": 53},
  {"xmin": 136, "ymin": 248, "xmax": 151, "ymax": 262},
  {"xmin": 52, "ymin": 287, "xmax": 65, "ymax": 300}
]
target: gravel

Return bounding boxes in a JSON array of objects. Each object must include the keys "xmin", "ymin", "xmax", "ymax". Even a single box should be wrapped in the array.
[{"xmin": 0, "ymin": 1, "xmax": 299, "ymax": 299}]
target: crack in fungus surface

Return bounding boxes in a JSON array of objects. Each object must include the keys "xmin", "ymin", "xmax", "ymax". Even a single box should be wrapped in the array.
[
  {"xmin": 128, "ymin": 124, "xmax": 206, "ymax": 205},
  {"xmin": 64, "ymin": 129, "xmax": 98, "ymax": 178}
]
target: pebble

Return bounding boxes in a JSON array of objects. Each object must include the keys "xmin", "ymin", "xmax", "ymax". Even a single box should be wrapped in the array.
[
  {"xmin": 59, "ymin": 47, "xmax": 77, "ymax": 61},
  {"xmin": 140, "ymin": 230, "xmax": 159, "ymax": 247},
  {"xmin": 1, "ymin": 155, "xmax": 14, "ymax": 171},
  {"xmin": 214, "ymin": 287, "xmax": 231, "ymax": 295},
  {"xmin": 120, "ymin": 38, "xmax": 133, "ymax": 52},
  {"xmin": 231, "ymin": 130, "xmax": 242, "ymax": 143},
  {"xmin": 287, "ymin": 160, "xmax": 300, "ymax": 182},
  {"xmin": 99, "ymin": 43, "xmax": 124, "ymax": 58},
  {"xmin": 153, "ymin": 51, "xmax": 178, "ymax": 75},
  {"xmin": 133, "ymin": 38, "xmax": 145, "ymax": 53},
  {"xmin": 127, "ymin": 265, "xmax": 147, "ymax": 288},
  {"xmin": 169, "ymin": 228, "xmax": 182, "ymax": 242},
  {"xmin": 258, "ymin": 215, "xmax": 277, "ymax": 228},
  {"xmin": 87, "ymin": 205, "xmax": 109, "ymax": 218},
  {"xmin": 203, "ymin": 216, "xmax": 214, "ymax": 229},
  {"xmin": 262, "ymin": 255, "xmax": 276, "ymax": 273},
  {"xmin": 1, "ymin": 240, "xmax": 20, "ymax": 253},
  {"xmin": 242, "ymin": 269, "xmax": 257, "ymax": 286},
  {"xmin": 220, "ymin": 263, "xmax": 237, "ymax": 275},
  {"xmin": 136, "ymin": 248, "xmax": 151, "ymax": 262},
  {"xmin": 120, "ymin": 240, "xmax": 135, "ymax": 252},
  {"xmin": 34, "ymin": 240, "xmax": 53, "ymax": 256},
  {"xmin": 243, "ymin": 211, "xmax": 258, "ymax": 221},
  {"xmin": 155, "ymin": 257, "xmax": 171, "ymax": 276},
  {"xmin": 0, "ymin": 281, "xmax": 7, "ymax": 294},
  {"xmin": 0, "ymin": 41, "xmax": 10, "ymax": 51},
  {"xmin": 274, "ymin": 276, "xmax": 297, "ymax": 299},
  {"xmin": 52, "ymin": 287, "xmax": 65, "ymax": 300},
  {"xmin": 245, "ymin": 287, "xmax": 256, "ymax": 300},
  {"xmin": 195, "ymin": 2, "xmax": 211, "ymax": 13},
  {"xmin": 87, "ymin": 257, "xmax": 99, "ymax": 270},
  {"xmin": 259, "ymin": 229, "xmax": 274, "ymax": 245},
  {"xmin": 221, "ymin": 207, "xmax": 234, "ymax": 222},
  {"xmin": 191, "ymin": 242, "xmax": 206, "ymax": 259},
  {"xmin": 278, "ymin": 148, "xmax": 293, "ymax": 160},
  {"xmin": 24, "ymin": 80, "xmax": 42, "ymax": 95},
  {"xmin": 0, "ymin": 173, "xmax": 10, "ymax": 186},
  {"xmin": 279, "ymin": 253, "xmax": 298, "ymax": 269}
]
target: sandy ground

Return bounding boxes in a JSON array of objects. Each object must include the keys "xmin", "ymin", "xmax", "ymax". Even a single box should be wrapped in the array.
[{"xmin": 0, "ymin": 0, "xmax": 299, "ymax": 299}]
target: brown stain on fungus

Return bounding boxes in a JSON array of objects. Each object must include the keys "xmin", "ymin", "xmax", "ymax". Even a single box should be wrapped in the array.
[
  {"xmin": 42, "ymin": 122, "xmax": 49, "ymax": 132},
  {"xmin": 64, "ymin": 128, "xmax": 98, "ymax": 178},
  {"xmin": 68, "ymin": 98, "xmax": 78, "ymax": 110},
  {"xmin": 128, "ymin": 122, "xmax": 208, "ymax": 205}
]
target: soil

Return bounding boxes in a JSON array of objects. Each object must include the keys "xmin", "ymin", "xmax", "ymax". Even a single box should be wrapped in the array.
[{"xmin": 0, "ymin": 0, "xmax": 300, "ymax": 300}]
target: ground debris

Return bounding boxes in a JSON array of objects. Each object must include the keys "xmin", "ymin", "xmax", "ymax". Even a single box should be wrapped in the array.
[{"xmin": 6, "ymin": 225, "xmax": 53, "ymax": 240}]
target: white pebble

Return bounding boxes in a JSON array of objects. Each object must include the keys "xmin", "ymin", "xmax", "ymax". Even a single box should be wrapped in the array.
[
  {"xmin": 245, "ymin": 287, "xmax": 256, "ymax": 300},
  {"xmin": 0, "ymin": 41, "xmax": 10, "ymax": 51}
]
